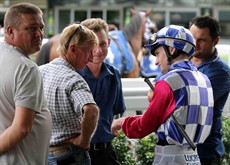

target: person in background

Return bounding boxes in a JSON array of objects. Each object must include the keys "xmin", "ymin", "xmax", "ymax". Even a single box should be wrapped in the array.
[
  {"xmin": 36, "ymin": 33, "xmax": 61, "ymax": 65},
  {"xmin": 189, "ymin": 15, "xmax": 230, "ymax": 165},
  {"xmin": 0, "ymin": 24, "xmax": 4, "ymax": 36},
  {"xmin": 0, "ymin": 3, "xmax": 52, "ymax": 164},
  {"xmin": 80, "ymin": 18, "xmax": 126, "ymax": 165},
  {"xmin": 108, "ymin": 24, "xmax": 118, "ymax": 31},
  {"xmin": 111, "ymin": 25, "xmax": 214, "ymax": 165},
  {"xmin": 39, "ymin": 23, "xmax": 99, "ymax": 165}
]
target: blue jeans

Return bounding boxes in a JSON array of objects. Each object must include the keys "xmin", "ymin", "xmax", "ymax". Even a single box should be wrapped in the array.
[{"xmin": 48, "ymin": 144, "xmax": 91, "ymax": 165}]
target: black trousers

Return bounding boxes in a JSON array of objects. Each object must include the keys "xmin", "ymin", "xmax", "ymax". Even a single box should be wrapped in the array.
[
  {"xmin": 200, "ymin": 158, "xmax": 221, "ymax": 165},
  {"xmin": 89, "ymin": 142, "xmax": 120, "ymax": 165}
]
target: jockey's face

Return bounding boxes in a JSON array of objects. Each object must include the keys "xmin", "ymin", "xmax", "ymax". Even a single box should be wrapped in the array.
[
  {"xmin": 154, "ymin": 46, "xmax": 170, "ymax": 75},
  {"xmin": 91, "ymin": 29, "xmax": 110, "ymax": 64}
]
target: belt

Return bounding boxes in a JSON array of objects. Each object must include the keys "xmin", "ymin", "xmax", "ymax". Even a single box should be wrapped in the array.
[
  {"xmin": 49, "ymin": 144, "xmax": 71, "ymax": 156},
  {"xmin": 90, "ymin": 142, "xmax": 111, "ymax": 151}
]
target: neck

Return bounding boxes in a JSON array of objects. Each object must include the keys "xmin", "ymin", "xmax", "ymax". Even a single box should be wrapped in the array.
[
  {"xmin": 171, "ymin": 54, "xmax": 189, "ymax": 64},
  {"xmin": 87, "ymin": 62, "xmax": 102, "ymax": 79},
  {"xmin": 190, "ymin": 48, "xmax": 216, "ymax": 67},
  {"xmin": 5, "ymin": 38, "xmax": 28, "ymax": 57},
  {"xmin": 190, "ymin": 56, "xmax": 205, "ymax": 67}
]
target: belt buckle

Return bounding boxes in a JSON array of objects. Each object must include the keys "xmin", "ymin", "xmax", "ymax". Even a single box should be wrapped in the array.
[{"xmin": 93, "ymin": 143, "xmax": 107, "ymax": 151}]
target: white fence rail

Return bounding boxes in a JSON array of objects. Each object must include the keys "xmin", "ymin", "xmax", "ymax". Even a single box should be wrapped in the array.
[{"xmin": 121, "ymin": 78, "xmax": 230, "ymax": 117}]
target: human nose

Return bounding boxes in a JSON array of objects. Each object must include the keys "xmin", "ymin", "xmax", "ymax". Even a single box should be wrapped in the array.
[
  {"xmin": 94, "ymin": 46, "xmax": 102, "ymax": 54},
  {"xmin": 155, "ymin": 58, "xmax": 159, "ymax": 66}
]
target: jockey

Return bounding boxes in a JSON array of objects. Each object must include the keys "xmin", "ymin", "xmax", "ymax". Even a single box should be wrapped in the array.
[{"xmin": 111, "ymin": 25, "xmax": 214, "ymax": 165}]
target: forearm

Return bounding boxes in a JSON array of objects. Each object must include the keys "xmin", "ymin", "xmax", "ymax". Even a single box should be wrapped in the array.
[
  {"xmin": 0, "ymin": 125, "xmax": 29, "ymax": 153},
  {"xmin": 0, "ymin": 107, "xmax": 35, "ymax": 154},
  {"xmin": 80, "ymin": 104, "xmax": 99, "ymax": 147}
]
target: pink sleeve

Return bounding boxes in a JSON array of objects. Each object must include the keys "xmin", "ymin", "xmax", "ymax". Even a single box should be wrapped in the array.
[{"xmin": 121, "ymin": 80, "xmax": 176, "ymax": 138}]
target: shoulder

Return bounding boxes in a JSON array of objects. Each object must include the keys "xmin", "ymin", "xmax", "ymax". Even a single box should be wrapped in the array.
[
  {"xmin": 155, "ymin": 80, "xmax": 173, "ymax": 96},
  {"xmin": 104, "ymin": 62, "xmax": 121, "ymax": 75},
  {"xmin": 23, "ymin": 57, "xmax": 38, "ymax": 69},
  {"xmin": 10, "ymin": 55, "xmax": 40, "ymax": 79},
  {"xmin": 38, "ymin": 62, "xmax": 52, "ymax": 74},
  {"xmin": 203, "ymin": 57, "xmax": 230, "ymax": 76},
  {"xmin": 216, "ymin": 57, "xmax": 230, "ymax": 70},
  {"xmin": 2, "ymin": 43, "xmax": 38, "ymax": 70},
  {"xmin": 159, "ymin": 71, "xmax": 191, "ymax": 91},
  {"xmin": 160, "ymin": 70, "xmax": 181, "ymax": 81}
]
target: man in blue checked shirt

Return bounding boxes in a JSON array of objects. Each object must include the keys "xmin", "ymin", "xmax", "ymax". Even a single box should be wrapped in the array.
[
  {"xmin": 190, "ymin": 15, "xmax": 230, "ymax": 165},
  {"xmin": 39, "ymin": 23, "xmax": 99, "ymax": 165}
]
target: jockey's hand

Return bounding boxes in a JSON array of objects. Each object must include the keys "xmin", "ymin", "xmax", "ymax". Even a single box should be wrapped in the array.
[
  {"xmin": 111, "ymin": 118, "xmax": 126, "ymax": 137},
  {"xmin": 147, "ymin": 83, "xmax": 155, "ymax": 102}
]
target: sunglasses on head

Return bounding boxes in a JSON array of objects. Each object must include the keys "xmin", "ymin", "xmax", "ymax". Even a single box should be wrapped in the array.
[{"xmin": 65, "ymin": 24, "xmax": 84, "ymax": 49}]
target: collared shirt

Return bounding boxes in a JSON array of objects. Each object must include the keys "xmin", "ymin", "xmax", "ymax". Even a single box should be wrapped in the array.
[
  {"xmin": 39, "ymin": 58, "xmax": 96, "ymax": 146},
  {"xmin": 196, "ymin": 49, "xmax": 230, "ymax": 159},
  {"xmin": 121, "ymin": 60, "xmax": 213, "ymax": 147},
  {"xmin": 78, "ymin": 63, "xmax": 126, "ymax": 144}
]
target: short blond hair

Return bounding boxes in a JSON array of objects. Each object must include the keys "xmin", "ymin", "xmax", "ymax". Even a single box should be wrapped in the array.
[
  {"xmin": 57, "ymin": 23, "xmax": 98, "ymax": 55},
  {"xmin": 81, "ymin": 18, "xmax": 109, "ymax": 38}
]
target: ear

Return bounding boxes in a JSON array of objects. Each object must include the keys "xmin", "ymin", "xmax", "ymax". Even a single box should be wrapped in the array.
[
  {"xmin": 108, "ymin": 38, "xmax": 111, "ymax": 46},
  {"xmin": 5, "ymin": 25, "xmax": 14, "ymax": 37},
  {"xmin": 213, "ymin": 37, "xmax": 219, "ymax": 47},
  {"xmin": 145, "ymin": 8, "xmax": 152, "ymax": 16},
  {"xmin": 130, "ymin": 8, "xmax": 137, "ymax": 16},
  {"xmin": 169, "ymin": 47, "xmax": 177, "ymax": 56},
  {"xmin": 69, "ymin": 44, "xmax": 76, "ymax": 53}
]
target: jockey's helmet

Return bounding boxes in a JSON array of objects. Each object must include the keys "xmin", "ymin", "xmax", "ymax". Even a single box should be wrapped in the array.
[{"xmin": 145, "ymin": 25, "xmax": 195, "ymax": 57}]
